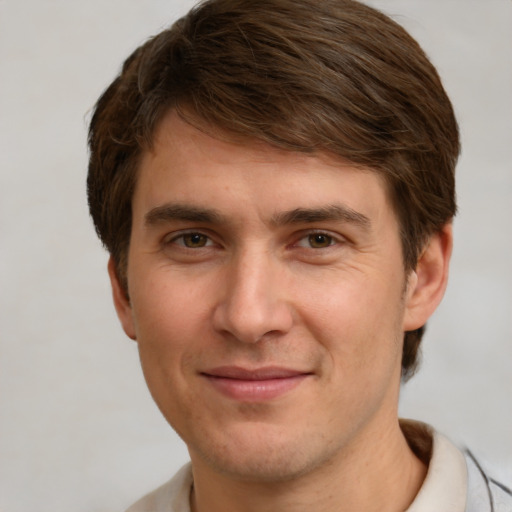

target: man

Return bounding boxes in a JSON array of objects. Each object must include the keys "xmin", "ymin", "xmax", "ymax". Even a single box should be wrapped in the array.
[{"xmin": 87, "ymin": 0, "xmax": 511, "ymax": 510}]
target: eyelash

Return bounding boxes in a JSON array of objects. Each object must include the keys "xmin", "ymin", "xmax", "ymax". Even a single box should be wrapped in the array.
[
  {"xmin": 166, "ymin": 231, "xmax": 216, "ymax": 249},
  {"xmin": 292, "ymin": 231, "xmax": 340, "ymax": 249},
  {"xmin": 165, "ymin": 230, "xmax": 342, "ymax": 251}
]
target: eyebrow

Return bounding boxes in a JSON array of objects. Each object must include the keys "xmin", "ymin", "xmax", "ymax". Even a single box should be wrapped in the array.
[
  {"xmin": 271, "ymin": 205, "xmax": 371, "ymax": 229},
  {"xmin": 145, "ymin": 204, "xmax": 226, "ymax": 226},
  {"xmin": 144, "ymin": 202, "xmax": 371, "ymax": 230}
]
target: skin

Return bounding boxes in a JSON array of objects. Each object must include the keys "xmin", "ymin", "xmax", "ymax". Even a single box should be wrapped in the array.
[{"xmin": 110, "ymin": 110, "xmax": 452, "ymax": 512}]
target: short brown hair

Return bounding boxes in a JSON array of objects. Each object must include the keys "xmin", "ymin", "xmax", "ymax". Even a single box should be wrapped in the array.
[{"xmin": 87, "ymin": 0, "xmax": 459, "ymax": 380}]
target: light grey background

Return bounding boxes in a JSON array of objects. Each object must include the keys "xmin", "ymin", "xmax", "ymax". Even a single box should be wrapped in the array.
[{"xmin": 1, "ymin": 1, "xmax": 510, "ymax": 511}]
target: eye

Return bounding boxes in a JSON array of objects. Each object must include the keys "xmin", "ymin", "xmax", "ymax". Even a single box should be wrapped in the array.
[
  {"xmin": 171, "ymin": 232, "xmax": 213, "ymax": 248},
  {"xmin": 296, "ymin": 232, "xmax": 337, "ymax": 249}
]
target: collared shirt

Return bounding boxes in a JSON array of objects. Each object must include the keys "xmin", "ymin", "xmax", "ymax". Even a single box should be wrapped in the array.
[{"xmin": 126, "ymin": 422, "xmax": 512, "ymax": 512}]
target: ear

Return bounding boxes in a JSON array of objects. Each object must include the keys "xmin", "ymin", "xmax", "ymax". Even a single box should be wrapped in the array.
[
  {"xmin": 403, "ymin": 223, "xmax": 453, "ymax": 331},
  {"xmin": 107, "ymin": 257, "xmax": 137, "ymax": 340}
]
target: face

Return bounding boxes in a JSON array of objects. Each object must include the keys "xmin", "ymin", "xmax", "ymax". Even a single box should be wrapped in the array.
[{"xmin": 111, "ymin": 111, "xmax": 432, "ymax": 483}]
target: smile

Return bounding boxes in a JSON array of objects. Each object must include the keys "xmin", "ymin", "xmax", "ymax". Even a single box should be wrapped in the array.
[{"xmin": 200, "ymin": 366, "xmax": 312, "ymax": 402}]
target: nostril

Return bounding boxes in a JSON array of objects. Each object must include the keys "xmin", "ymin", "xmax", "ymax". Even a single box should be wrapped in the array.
[{"xmin": 212, "ymin": 299, "xmax": 293, "ymax": 344}]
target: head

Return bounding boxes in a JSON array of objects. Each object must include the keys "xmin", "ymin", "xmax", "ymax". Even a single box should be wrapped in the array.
[{"xmin": 88, "ymin": 0, "xmax": 458, "ymax": 380}]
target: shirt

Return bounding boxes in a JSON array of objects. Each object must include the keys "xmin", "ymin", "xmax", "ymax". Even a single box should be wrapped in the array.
[{"xmin": 126, "ymin": 421, "xmax": 512, "ymax": 512}]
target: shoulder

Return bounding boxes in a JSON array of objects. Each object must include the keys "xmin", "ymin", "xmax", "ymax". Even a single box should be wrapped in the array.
[
  {"xmin": 125, "ymin": 463, "xmax": 193, "ymax": 512},
  {"xmin": 465, "ymin": 450, "xmax": 512, "ymax": 512}
]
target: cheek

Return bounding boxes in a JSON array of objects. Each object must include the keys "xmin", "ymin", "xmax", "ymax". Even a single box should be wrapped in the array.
[
  {"xmin": 130, "ymin": 280, "xmax": 209, "ymax": 430},
  {"xmin": 130, "ymin": 266, "xmax": 213, "ymax": 338},
  {"xmin": 298, "ymin": 274, "xmax": 404, "ymax": 374},
  {"xmin": 129, "ymin": 271, "xmax": 212, "ymax": 388}
]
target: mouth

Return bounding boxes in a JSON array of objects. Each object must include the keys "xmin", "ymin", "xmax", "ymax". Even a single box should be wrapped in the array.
[{"xmin": 200, "ymin": 366, "xmax": 312, "ymax": 402}]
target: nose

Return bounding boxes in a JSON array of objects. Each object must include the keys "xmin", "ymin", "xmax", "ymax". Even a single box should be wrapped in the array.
[{"xmin": 212, "ymin": 249, "xmax": 294, "ymax": 343}]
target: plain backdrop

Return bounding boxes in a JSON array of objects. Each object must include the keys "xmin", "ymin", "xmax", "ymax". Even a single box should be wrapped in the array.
[{"xmin": 1, "ymin": 1, "xmax": 511, "ymax": 510}]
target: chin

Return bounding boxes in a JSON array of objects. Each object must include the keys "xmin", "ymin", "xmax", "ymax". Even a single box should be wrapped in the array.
[
  {"xmin": 199, "ymin": 449, "xmax": 320, "ymax": 483},
  {"xmin": 188, "ymin": 423, "xmax": 336, "ymax": 483}
]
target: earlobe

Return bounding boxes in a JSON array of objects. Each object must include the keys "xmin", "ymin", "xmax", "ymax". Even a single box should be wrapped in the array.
[
  {"xmin": 403, "ymin": 224, "xmax": 453, "ymax": 331},
  {"xmin": 107, "ymin": 257, "xmax": 137, "ymax": 340}
]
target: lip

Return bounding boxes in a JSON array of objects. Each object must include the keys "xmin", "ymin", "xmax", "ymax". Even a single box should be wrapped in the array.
[{"xmin": 200, "ymin": 366, "xmax": 312, "ymax": 402}]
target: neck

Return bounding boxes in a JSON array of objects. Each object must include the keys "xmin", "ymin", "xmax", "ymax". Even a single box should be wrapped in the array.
[{"xmin": 190, "ymin": 417, "xmax": 427, "ymax": 512}]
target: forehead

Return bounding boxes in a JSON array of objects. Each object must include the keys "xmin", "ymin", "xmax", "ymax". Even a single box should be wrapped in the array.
[{"xmin": 134, "ymin": 110, "xmax": 394, "ymax": 223}]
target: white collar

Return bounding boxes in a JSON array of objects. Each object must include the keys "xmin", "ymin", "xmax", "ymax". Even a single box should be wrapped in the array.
[{"xmin": 403, "ymin": 420, "xmax": 467, "ymax": 512}]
